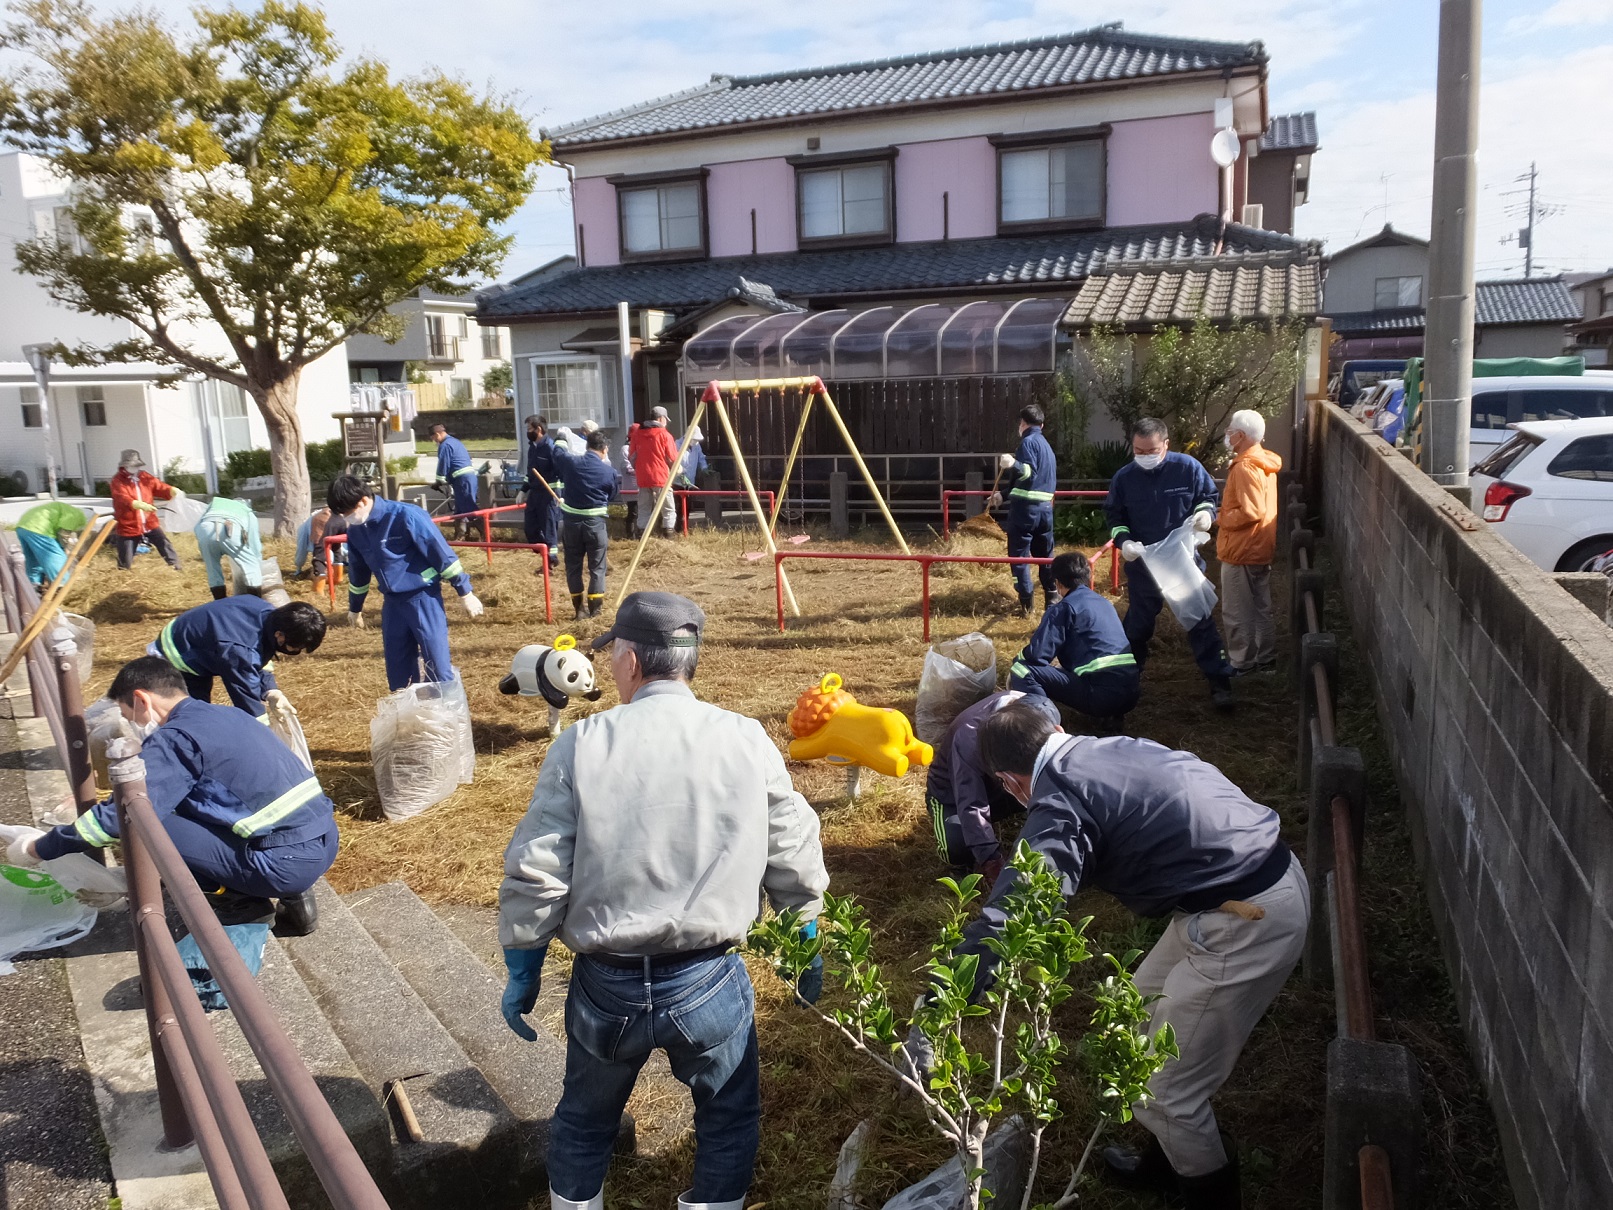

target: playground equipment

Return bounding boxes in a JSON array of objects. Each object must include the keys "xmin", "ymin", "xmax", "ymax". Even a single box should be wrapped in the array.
[
  {"xmin": 787, "ymin": 673, "xmax": 933, "ymax": 782},
  {"xmin": 498, "ymin": 633, "xmax": 602, "ymax": 734},
  {"xmin": 614, "ymin": 376, "xmax": 911, "ymax": 613}
]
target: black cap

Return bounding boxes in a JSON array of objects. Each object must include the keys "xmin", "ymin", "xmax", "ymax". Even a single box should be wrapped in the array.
[{"xmin": 590, "ymin": 592, "xmax": 705, "ymax": 651}]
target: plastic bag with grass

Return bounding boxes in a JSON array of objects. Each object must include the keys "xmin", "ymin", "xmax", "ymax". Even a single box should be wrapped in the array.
[
  {"xmin": 370, "ymin": 675, "xmax": 475, "ymax": 821},
  {"xmin": 56, "ymin": 612, "xmax": 94, "ymax": 686},
  {"xmin": 915, "ymin": 632, "xmax": 997, "ymax": 745},
  {"xmin": 0, "ymin": 865, "xmax": 98, "ymax": 974}
]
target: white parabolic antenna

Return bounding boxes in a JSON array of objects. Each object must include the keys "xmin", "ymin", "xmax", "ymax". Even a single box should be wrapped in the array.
[{"xmin": 1210, "ymin": 127, "xmax": 1240, "ymax": 168}]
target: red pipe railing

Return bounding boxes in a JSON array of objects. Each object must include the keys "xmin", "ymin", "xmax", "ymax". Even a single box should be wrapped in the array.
[
  {"xmin": 774, "ymin": 541, "xmax": 1120, "ymax": 642},
  {"xmin": 940, "ymin": 489, "xmax": 1109, "ymax": 538},
  {"xmin": 323, "ymin": 533, "xmax": 551, "ymax": 622},
  {"xmin": 673, "ymin": 490, "xmax": 776, "ymax": 536}
]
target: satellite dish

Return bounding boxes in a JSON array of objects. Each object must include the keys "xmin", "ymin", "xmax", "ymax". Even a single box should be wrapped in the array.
[{"xmin": 1210, "ymin": 127, "xmax": 1241, "ymax": 168}]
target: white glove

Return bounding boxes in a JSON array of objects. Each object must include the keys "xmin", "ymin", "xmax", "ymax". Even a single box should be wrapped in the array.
[
  {"xmin": 169, "ymin": 488, "xmax": 187, "ymax": 502},
  {"xmin": 346, "ymin": 610, "xmax": 365, "ymax": 629},
  {"xmin": 1, "ymin": 823, "xmax": 45, "ymax": 868},
  {"xmin": 1192, "ymin": 510, "xmax": 1213, "ymax": 533},
  {"xmin": 987, "ymin": 491, "xmax": 1003, "ymax": 510},
  {"xmin": 1121, "ymin": 540, "xmax": 1145, "ymax": 562},
  {"xmin": 460, "ymin": 592, "xmax": 484, "ymax": 619},
  {"xmin": 1192, "ymin": 530, "xmax": 1212, "ymax": 548},
  {"xmin": 554, "ymin": 425, "xmax": 573, "ymax": 441},
  {"xmin": 997, "ymin": 453, "xmax": 1016, "ymax": 471},
  {"xmin": 265, "ymin": 689, "xmax": 297, "ymax": 720}
]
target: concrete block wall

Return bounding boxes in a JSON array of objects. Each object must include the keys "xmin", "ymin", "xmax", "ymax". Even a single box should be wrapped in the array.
[{"xmin": 1311, "ymin": 402, "xmax": 1613, "ymax": 1208}]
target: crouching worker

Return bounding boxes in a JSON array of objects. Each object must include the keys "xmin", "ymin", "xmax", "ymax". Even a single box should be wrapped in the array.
[
  {"xmin": 14, "ymin": 499, "xmax": 90, "ymax": 585},
  {"xmin": 1007, "ymin": 552, "xmax": 1140, "ymax": 723},
  {"xmin": 152, "ymin": 596, "xmax": 325, "ymax": 720},
  {"xmin": 498, "ymin": 592, "xmax": 829, "ymax": 1210},
  {"xmin": 926, "ymin": 690, "xmax": 1060, "ymax": 884},
  {"xmin": 967, "ymin": 702, "xmax": 1309, "ymax": 1209},
  {"xmin": 3, "ymin": 657, "xmax": 337, "ymax": 936}
]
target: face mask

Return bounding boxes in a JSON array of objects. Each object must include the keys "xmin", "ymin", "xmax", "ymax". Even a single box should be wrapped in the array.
[
  {"xmin": 1224, "ymin": 434, "xmax": 1238, "ymax": 451},
  {"xmin": 347, "ymin": 501, "xmax": 372, "ymax": 526},
  {"xmin": 1134, "ymin": 452, "xmax": 1165, "ymax": 471}
]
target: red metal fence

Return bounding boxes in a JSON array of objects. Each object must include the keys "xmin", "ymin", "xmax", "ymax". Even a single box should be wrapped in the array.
[{"xmin": 938, "ymin": 489, "xmax": 1110, "ymax": 538}]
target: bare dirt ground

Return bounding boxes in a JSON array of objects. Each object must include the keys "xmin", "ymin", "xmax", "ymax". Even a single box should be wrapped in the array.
[{"xmin": 64, "ymin": 515, "xmax": 1507, "ymax": 1210}]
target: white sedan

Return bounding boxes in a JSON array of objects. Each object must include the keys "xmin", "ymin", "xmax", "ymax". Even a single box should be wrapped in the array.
[{"xmin": 1470, "ymin": 418, "xmax": 1613, "ymax": 572}]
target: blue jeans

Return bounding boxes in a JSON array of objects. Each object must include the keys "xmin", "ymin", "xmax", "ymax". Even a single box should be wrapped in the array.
[{"xmin": 549, "ymin": 951, "xmax": 760, "ymax": 1203}]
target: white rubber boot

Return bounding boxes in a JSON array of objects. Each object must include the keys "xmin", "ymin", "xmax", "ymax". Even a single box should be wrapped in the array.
[
  {"xmin": 549, "ymin": 1190, "xmax": 603, "ymax": 1210},
  {"xmin": 677, "ymin": 1192, "xmax": 746, "ymax": 1210}
]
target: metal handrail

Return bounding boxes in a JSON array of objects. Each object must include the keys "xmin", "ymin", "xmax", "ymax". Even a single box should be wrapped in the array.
[{"xmin": 0, "ymin": 540, "xmax": 393, "ymax": 1210}]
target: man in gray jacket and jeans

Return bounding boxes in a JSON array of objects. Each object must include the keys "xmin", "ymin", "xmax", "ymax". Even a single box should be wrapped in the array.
[
  {"xmin": 969, "ymin": 702, "xmax": 1308, "ymax": 1210},
  {"xmin": 498, "ymin": 592, "xmax": 829, "ymax": 1210}
]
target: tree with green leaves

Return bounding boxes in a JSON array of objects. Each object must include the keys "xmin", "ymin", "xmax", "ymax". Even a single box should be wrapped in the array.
[
  {"xmin": 0, "ymin": 0, "xmax": 545, "ymax": 534},
  {"xmin": 749, "ymin": 843, "xmax": 1176, "ymax": 1210},
  {"xmin": 1061, "ymin": 320, "xmax": 1307, "ymax": 471},
  {"xmin": 482, "ymin": 360, "xmax": 513, "ymax": 395}
]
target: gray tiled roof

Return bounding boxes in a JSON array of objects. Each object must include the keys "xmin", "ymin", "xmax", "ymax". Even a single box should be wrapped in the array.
[
  {"xmin": 478, "ymin": 217, "xmax": 1312, "ymax": 322},
  {"xmin": 547, "ymin": 25, "xmax": 1266, "ymax": 148},
  {"xmin": 1326, "ymin": 278, "xmax": 1581, "ymax": 334},
  {"xmin": 1062, "ymin": 256, "xmax": 1321, "ymax": 328},
  {"xmin": 1260, "ymin": 112, "xmax": 1317, "ymax": 152}
]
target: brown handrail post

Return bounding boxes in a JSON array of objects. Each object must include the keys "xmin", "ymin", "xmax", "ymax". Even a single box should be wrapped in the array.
[
  {"xmin": 51, "ymin": 630, "xmax": 97, "ymax": 814},
  {"xmin": 1331, "ymin": 795, "xmax": 1376, "ymax": 1041},
  {"xmin": 116, "ymin": 779, "xmax": 193, "ymax": 1149}
]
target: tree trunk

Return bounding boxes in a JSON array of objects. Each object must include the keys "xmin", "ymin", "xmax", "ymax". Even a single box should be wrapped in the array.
[{"xmin": 251, "ymin": 372, "xmax": 311, "ymax": 539}]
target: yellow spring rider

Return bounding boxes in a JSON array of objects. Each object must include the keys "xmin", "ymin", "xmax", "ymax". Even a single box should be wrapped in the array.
[{"xmin": 787, "ymin": 673, "xmax": 933, "ymax": 780}]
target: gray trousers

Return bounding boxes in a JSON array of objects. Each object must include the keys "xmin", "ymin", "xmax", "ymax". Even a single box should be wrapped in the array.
[
  {"xmin": 636, "ymin": 485, "xmax": 676, "ymax": 533},
  {"xmin": 1131, "ymin": 859, "xmax": 1309, "ymax": 1176},
  {"xmin": 1220, "ymin": 563, "xmax": 1275, "ymax": 671}
]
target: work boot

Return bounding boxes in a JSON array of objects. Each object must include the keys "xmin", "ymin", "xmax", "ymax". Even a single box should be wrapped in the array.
[
  {"xmin": 273, "ymin": 889, "xmax": 319, "ymax": 937},
  {"xmin": 1101, "ymin": 1135, "xmax": 1180, "ymax": 1199},
  {"xmin": 587, "ymin": 594, "xmax": 605, "ymax": 618},
  {"xmin": 1178, "ymin": 1148, "xmax": 1241, "ymax": 1210},
  {"xmin": 677, "ymin": 1192, "xmax": 745, "ymax": 1210},
  {"xmin": 206, "ymin": 887, "xmax": 276, "ymax": 927},
  {"xmin": 1043, "ymin": 587, "xmax": 1055, "ymax": 613},
  {"xmin": 209, "ymin": 584, "xmax": 228, "ymax": 601},
  {"xmin": 549, "ymin": 1189, "xmax": 603, "ymax": 1210},
  {"xmin": 1016, "ymin": 591, "xmax": 1034, "ymax": 616},
  {"xmin": 570, "ymin": 592, "xmax": 586, "ymax": 621},
  {"xmin": 1209, "ymin": 677, "xmax": 1235, "ymax": 712}
]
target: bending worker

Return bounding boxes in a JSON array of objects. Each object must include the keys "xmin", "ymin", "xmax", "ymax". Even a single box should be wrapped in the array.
[
  {"xmin": 431, "ymin": 423, "xmax": 479, "ymax": 538},
  {"xmin": 194, "ymin": 495, "xmax": 264, "ymax": 600},
  {"xmin": 989, "ymin": 404, "xmax": 1057, "ymax": 614},
  {"xmin": 3, "ymin": 656, "xmax": 337, "ymax": 936},
  {"xmin": 1105, "ymin": 418, "xmax": 1237, "ymax": 710},
  {"xmin": 292, "ymin": 506, "xmax": 347, "ymax": 593},
  {"xmin": 522, "ymin": 414, "xmax": 562, "ymax": 571},
  {"xmin": 551, "ymin": 428, "xmax": 620, "ymax": 620},
  {"xmin": 1008, "ymin": 552, "xmax": 1140, "ymax": 722},
  {"xmin": 326, "ymin": 475, "xmax": 483, "ymax": 690},
  {"xmin": 14, "ymin": 499, "xmax": 89, "ymax": 585},
  {"xmin": 926, "ymin": 689, "xmax": 1059, "ymax": 885},
  {"xmin": 499, "ymin": 592, "xmax": 828, "ymax": 1210},
  {"xmin": 110, "ymin": 448, "xmax": 185, "ymax": 573},
  {"xmin": 967, "ymin": 701, "xmax": 1308, "ymax": 1210},
  {"xmin": 152, "ymin": 595, "xmax": 325, "ymax": 720}
]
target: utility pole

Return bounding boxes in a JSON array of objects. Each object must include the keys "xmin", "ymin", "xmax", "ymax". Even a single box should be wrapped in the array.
[
  {"xmin": 1521, "ymin": 161, "xmax": 1537, "ymax": 278},
  {"xmin": 1421, "ymin": 0, "xmax": 1480, "ymax": 493}
]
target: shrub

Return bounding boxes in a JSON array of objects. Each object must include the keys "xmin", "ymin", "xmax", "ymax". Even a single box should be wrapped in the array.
[
  {"xmin": 304, "ymin": 438, "xmax": 347, "ymax": 483},
  {"xmin": 160, "ymin": 457, "xmax": 208, "ymax": 495},
  {"xmin": 224, "ymin": 448, "xmax": 273, "ymax": 480}
]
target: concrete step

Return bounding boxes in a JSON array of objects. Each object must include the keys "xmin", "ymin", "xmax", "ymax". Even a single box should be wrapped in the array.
[
  {"xmin": 342, "ymin": 882, "xmax": 567, "ymax": 1178},
  {"xmin": 277, "ymin": 881, "xmax": 526, "ymax": 1209}
]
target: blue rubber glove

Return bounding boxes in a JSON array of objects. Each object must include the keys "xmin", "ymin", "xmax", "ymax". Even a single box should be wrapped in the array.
[
  {"xmin": 794, "ymin": 921, "xmax": 823, "ymax": 1006},
  {"xmin": 501, "ymin": 944, "xmax": 548, "ymax": 1041}
]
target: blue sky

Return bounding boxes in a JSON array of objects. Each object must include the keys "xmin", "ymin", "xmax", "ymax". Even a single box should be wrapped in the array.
[{"xmin": 302, "ymin": 0, "xmax": 1613, "ymax": 280}]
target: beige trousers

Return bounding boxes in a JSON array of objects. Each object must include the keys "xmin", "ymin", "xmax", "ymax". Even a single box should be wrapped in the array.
[
  {"xmin": 1131, "ymin": 859, "xmax": 1310, "ymax": 1176},
  {"xmin": 1220, "ymin": 563, "xmax": 1275, "ymax": 671}
]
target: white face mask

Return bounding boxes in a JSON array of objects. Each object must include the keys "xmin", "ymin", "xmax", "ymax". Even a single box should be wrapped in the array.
[
  {"xmin": 1224, "ymin": 433, "xmax": 1238, "ymax": 451},
  {"xmin": 1134, "ymin": 452, "xmax": 1165, "ymax": 471},
  {"xmin": 346, "ymin": 501, "xmax": 373, "ymax": 526}
]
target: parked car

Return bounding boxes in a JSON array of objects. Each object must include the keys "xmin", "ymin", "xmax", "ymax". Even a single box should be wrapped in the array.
[
  {"xmin": 1351, "ymin": 379, "xmax": 1407, "ymax": 443},
  {"xmin": 1335, "ymin": 359, "xmax": 1407, "ymax": 409},
  {"xmin": 1469, "ymin": 418, "xmax": 1613, "ymax": 572},
  {"xmin": 1467, "ymin": 373, "xmax": 1613, "ymax": 465}
]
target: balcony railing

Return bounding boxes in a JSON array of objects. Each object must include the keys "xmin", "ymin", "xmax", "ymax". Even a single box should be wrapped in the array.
[{"xmin": 426, "ymin": 333, "xmax": 459, "ymax": 361}]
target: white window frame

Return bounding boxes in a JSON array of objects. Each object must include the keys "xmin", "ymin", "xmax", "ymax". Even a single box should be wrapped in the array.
[
  {"xmin": 1374, "ymin": 275, "xmax": 1423, "ymax": 309},
  {"xmin": 525, "ymin": 354, "xmax": 621, "ymax": 431},
  {"xmin": 78, "ymin": 384, "xmax": 107, "ymax": 427},
  {"xmin": 20, "ymin": 385, "xmax": 41, "ymax": 429}
]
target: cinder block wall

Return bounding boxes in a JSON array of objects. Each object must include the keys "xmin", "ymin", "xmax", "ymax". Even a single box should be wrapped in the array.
[{"xmin": 1312, "ymin": 402, "xmax": 1613, "ymax": 1208}]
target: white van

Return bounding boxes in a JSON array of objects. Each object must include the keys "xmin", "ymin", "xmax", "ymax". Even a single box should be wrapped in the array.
[{"xmin": 1467, "ymin": 374, "xmax": 1613, "ymax": 466}]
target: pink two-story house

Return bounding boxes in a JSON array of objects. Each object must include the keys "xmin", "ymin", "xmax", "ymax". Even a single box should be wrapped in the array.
[{"xmin": 478, "ymin": 24, "xmax": 1321, "ymax": 476}]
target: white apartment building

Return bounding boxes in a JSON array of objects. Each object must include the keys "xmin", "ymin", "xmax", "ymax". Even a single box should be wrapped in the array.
[{"xmin": 345, "ymin": 288, "xmax": 511, "ymax": 407}]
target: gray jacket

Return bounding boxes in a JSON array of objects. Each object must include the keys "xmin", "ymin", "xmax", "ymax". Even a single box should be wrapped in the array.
[
  {"xmin": 499, "ymin": 679, "xmax": 829, "ymax": 954},
  {"xmin": 962, "ymin": 734, "xmax": 1290, "ymax": 952}
]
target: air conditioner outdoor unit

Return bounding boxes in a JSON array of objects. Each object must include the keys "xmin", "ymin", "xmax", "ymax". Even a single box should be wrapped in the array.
[{"xmin": 1241, "ymin": 204, "xmax": 1265, "ymax": 229}]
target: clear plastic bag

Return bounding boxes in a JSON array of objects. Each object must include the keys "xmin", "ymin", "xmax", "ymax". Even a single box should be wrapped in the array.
[
  {"xmin": 914, "ymin": 632, "xmax": 998, "ymax": 744},
  {"xmin": 1140, "ymin": 518, "xmax": 1219, "ymax": 630},
  {"xmin": 0, "ymin": 865, "xmax": 98, "ymax": 974},
  {"xmin": 157, "ymin": 496, "xmax": 208, "ymax": 533},
  {"xmin": 56, "ymin": 612, "xmax": 94, "ymax": 687},
  {"xmin": 370, "ymin": 675, "xmax": 475, "ymax": 822},
  {"xmin": 84, "ymin": 696, "xmax": 130, "ymax": 789},
  {"xmin": 268, "ymin": 708, "xmax": 314, "ymax": 772}
]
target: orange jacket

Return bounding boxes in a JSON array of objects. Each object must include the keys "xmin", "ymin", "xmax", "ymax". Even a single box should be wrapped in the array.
[
  {"xmin": 110, "ymin": 468, "xmax": 175, "ymax": 537},
  {"xmin": 626, "ymin": 422, "xmax": 679, "ymax": 489},
  {"xmin": 1215, "ymin": 444, "xmax": 1283, "ymax": 566}
]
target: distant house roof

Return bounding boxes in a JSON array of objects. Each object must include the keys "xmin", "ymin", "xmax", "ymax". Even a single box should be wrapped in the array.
[
  {"xmin": 1260, "ymin": 112, "xmax": 1317, "ymax": 152},
  {"xmin": 478, "ymin": 217, "xmax": 1313, "ymax": 323},
  {"xmin": 1062, "ymin": 255, "xmax": 1322, "ymax": 328},
  {"xmin": 1327, "ymin": 224, "xmax": 1429, "ymax": 261},
  {"xmin": 546, "ymin": 25, "xmax": 1267, "ymax": 148},
  {"xmin": 1327, "ymin": 277, "xmax": 1581, "ymax": 334}
]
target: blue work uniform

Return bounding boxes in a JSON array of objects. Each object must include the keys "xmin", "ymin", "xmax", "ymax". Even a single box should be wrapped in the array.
[
  {"xmin": 1003, "ymin": 425, "xmax": 1057, "ymax": 602},
  {"xmin": 1008, "ymin": 585, "xmax": 1140, "ymax": 718},
  {"xmin": 1105, "ymin": 453, "xmax": 1233, "ymax": 684},
  {"xmin": 436, "ymin": 434, "xmax": 479, "ymax": 515},
  {"xmin": 345, "ymin": 496, "xmax": 472, "ymax": 690},
  {"xmin": 155, "ymin": 596, "xmax": 281, "ymax": 718},
  {"xmin": 925, "ymin": 691, "xmax": 1059, "ymax": 868},
  {"xmin": 524, "ymin": 433, "xmax": 562, "ymax": 563},
  {"xmin": 33, "ymin": 697, "xmax": 338, "ymax": 899},
  {"xmin": 553, "ymin": 446, "xmax": 620, "ymax": 610}
]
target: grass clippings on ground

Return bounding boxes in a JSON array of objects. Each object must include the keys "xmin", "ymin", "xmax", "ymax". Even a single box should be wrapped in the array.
[{"xmin": 65, "ymin": 517, "xmax": 1508, "ymax": 1210}]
